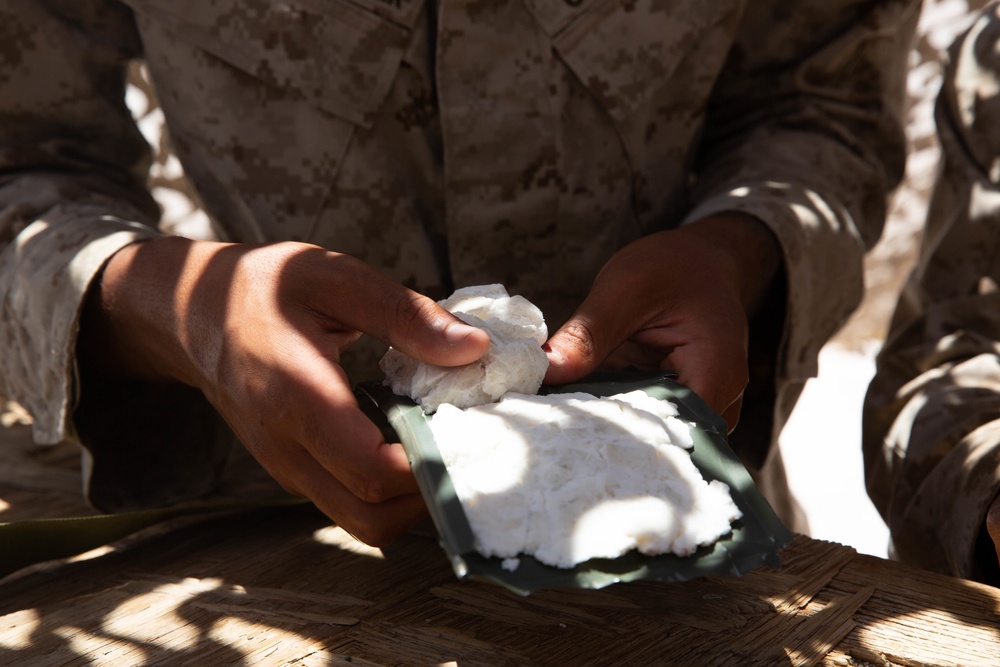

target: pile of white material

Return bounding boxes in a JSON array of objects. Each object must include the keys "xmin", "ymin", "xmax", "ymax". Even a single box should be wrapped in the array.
[
  {"xmin": 429, "ymin": 389, "xmax": 742, "ymax": 569},
  {"xmin": 380, "ymin": 284, "xmax": 548, "ymax": 413}
]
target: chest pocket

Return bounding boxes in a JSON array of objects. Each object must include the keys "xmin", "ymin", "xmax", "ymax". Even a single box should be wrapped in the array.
[
  {"xmin": 120, "ymin": 0, "xmax": 425, "ymax": 242},
  {"xmin": 525, "ymin": 0, "xmax": 742, "ymax": 228}
]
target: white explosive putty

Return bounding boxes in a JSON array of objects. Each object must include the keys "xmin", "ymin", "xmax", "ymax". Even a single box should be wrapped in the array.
[
  {"xmin": 380, "ymin": 284, "xmax": 548, "ymax": 413},
  {"xmin": 428, "ymin": 390, "xmax": 742, "ymax": 569},
  {"xmin": 381, "ymin": 285, "xmax": 742, "ymax": 569}
]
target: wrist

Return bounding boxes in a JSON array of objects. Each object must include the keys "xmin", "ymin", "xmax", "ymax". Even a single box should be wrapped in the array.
[{"xmin": 78, "ymin": 235, "xmax": 224, "ymax": 388}]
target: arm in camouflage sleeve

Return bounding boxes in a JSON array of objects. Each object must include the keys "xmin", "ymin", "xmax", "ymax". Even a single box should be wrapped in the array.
[
  {"xmin": 0, "ymin": 2, "xmax": 491, "ymax": 546},
  {"xmin": 685, "ymin": 0, "xmax": 920, "ymax": 380},
  {"xmin": 0, "ymin": 1, "xmax": 247, "ymax": 511},
  {"xmin": 545, "ymin": 1, "xmax": 919, "ymax": 459},
  {"xmin": 0, "ymin": 0, "xmax": 162, "ymax": 443},
  {"xmin": 863, "ymin": 3, "xmax": 1000, "ymax": 585}
]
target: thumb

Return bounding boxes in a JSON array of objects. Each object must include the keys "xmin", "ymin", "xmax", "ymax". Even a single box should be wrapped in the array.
[
  {"xmin": 379, "ymin": 291, "xmax": 491, "ymax": 368},
  {"xmin": 544, "ymin": 308, "xmax": 634, "ymax": 385}
]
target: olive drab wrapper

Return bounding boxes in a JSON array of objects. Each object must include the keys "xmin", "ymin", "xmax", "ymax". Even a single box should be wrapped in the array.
[{"xmin": 355, "ymin": 372, "xmax": 793, "ymax": 595}]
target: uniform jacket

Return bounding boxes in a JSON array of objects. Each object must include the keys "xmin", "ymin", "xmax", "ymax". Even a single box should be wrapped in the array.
[{"xmin": 0, "ymin": 0, "xmax": 919, "ymax": 522}]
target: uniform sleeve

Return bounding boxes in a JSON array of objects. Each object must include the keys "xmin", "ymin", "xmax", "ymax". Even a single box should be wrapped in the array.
[
  {"xmin": 0, "ymin": 1, "xmax": 239, "ymax": 511},
  {"xmin": 0, "ymin": 0, "xmax": 161, "ymax": 441},
  {"xmin": 862, "ymin": 4, "xmax": 1000, "ymax": 584},
  {"xmin": 685, "ymin": 0, "xmax": 920, "ymax": 383}
]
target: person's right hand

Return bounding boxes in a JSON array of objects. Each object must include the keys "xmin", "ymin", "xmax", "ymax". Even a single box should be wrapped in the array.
[{"xmin": 81, "ymin": 237, "xmax": 490, "ymax": 546}]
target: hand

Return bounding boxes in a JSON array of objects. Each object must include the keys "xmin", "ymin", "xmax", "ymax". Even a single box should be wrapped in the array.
[
  {"xmin": 544, "ymin": 214, "xmax": 782, "ymax": 431},
  {"xmin": 81, "ymin": 237, "xmax": 490, "ymax": 546}
]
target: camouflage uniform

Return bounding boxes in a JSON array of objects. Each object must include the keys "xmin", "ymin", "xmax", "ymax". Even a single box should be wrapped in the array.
[
  {"xmin": 864, "ymin": 2, "xmax": 1000, "ymax": 583},
  {"xmin": 0, "ymin": 1, "xmax": 919, "ymax": 522}
]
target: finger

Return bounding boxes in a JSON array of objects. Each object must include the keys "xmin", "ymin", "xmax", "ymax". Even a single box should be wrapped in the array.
[
  {"xmin": 281, "ymin": 441, "xmax": 429, "ymax": 547},
  {"xmin": 321, "ymin": 256, "xmax": 490, "ymax": 367},
  {"xmin": 662, "ymin": 340, "xmax": 747, "ymax": 432},
  {"xmin": 544, "ymin": 304, "xmax": 641, "ymax": 385},
  {"xmin": 295, "ymin": 361, "xmax": 421, "ymax": 501},
  {"xmin": 599, "ymin": 341, "xmax": 664, "ymax": 373},
  {"xmin": 719, "ymin": 398, "xmax": 743, "ymax": 434},
  {"xmin": 379, "ymin": 291, "xmax": 492, "ymax": 367}
]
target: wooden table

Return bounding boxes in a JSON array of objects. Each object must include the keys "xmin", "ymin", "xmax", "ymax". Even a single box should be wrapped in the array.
[{"xmin": 2, "ymin": 423, "xmax": 999, "ymax": 666}]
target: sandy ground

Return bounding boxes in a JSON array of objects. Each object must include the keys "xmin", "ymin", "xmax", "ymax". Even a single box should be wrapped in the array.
[{"xmin": 1, "ymin": 1, "xmax": 993, "ymax": 557}]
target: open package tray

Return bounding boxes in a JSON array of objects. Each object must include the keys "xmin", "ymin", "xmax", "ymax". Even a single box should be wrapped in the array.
[{"xmin": 354, "ymin": 372, "xmax": 793, "ymax": 595}]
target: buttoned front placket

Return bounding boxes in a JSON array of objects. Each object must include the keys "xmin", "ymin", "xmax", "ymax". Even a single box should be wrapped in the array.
[
  {"xmin": 435, "ymin": 1, "xmax": 558, "ymax": 294},
  {"xmin": 433, "ymin": 0, "xmax": 629, "ymax": 326}
]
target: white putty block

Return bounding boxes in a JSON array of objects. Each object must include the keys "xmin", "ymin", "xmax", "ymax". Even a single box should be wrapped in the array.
[{"xmin": 380, "ymin": 284, "xmax": 548, "ymax": 413}]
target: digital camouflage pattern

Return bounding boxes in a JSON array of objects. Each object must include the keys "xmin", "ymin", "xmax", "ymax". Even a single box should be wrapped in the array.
[
  {"xmin": 864, "ymin": 2, "xmax": 1000, "ymax": 582},
  {"xmin": 0, "ymin": 1, "xmax": 919, "ymax": 524}
]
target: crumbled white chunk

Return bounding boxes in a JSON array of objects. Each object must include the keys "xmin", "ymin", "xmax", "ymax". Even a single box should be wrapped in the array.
[
  {"xmin": 429, "ymin": 391, "xmax": 742, "ymax": 569},
  {"xmin": 501, "ymin": 557, "xmax": 521, "ymax": 572},
  {"xmin": 380, "ymin": 284, "xmax": 548, "ymax": 413}
]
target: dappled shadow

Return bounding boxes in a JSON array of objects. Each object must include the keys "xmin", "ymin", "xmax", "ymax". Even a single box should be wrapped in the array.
[
  {"xmin": 4, "ymin": 184, "xmax": 1000, "ymax": 666},
  {"xmin": 428, "ymin": 391, "xmax": 739, "ymax": 568},
  {"xmin": 0, "ymin": 506, "xmax": 383, "ymax": 665},
  {"xmin": 3, "ymin": 227, "xmax": 998, "ymax": 658},
  {"xmin": 4, "ymin": 1, "xmax": 1000, "ymax": 664},
  {"xmin": 3, "ymin": 493, "xmax": 1000, "ymax": 665},
  {"xmin": 4, "ymin": 363, "xmax": 1000, "ymax": 666}
]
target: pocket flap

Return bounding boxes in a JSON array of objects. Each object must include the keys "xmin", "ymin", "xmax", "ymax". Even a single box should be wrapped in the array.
[
  {"xmin": 124, "ymin": 0, "xmax": 423, "ymax": 127},
  {"xmin": 526, "ymin": 0, "xmax": 739, "ymax": 123}
]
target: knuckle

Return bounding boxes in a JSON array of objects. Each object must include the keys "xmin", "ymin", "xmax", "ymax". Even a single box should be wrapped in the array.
[
  {"xmin": 390, "ymin": 292, "xmax": 437, "ymax": 339},
  {"xmin": 559, "ymin": 318, "xmax": 601, "ymax": 362},
  {"xmin": 351, "ymin": 472, "xmax": 392, "ymax": 505}
]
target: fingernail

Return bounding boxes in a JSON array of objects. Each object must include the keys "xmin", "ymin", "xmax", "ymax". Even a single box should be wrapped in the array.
[
  {"xmin": 545, "ymin": 345, "xmax": 566, "ymax": 366},
  {"xmin": 444, "ymin": 321, "xmax": 482, "ymax": 346}
]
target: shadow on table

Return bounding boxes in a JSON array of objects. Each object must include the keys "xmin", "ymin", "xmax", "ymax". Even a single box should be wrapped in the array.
[{"xmin": 1, "ymin": 500, "xmax": 999, "ymax": 666}]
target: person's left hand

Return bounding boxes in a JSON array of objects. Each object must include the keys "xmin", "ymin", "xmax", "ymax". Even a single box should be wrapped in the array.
[{"xmin": 543, "ymin": 214, "xmax": 781, "ymax": 432}]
